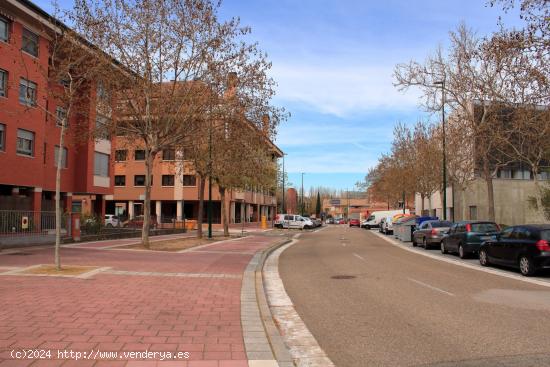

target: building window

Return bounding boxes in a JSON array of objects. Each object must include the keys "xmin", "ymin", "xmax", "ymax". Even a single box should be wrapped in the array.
[
  {"xmin": 21, "ymin": 28, "xmax": 39, "ymax": 57},
  {"xmin": 498, "ymin": 169, "xmax": 512, "ymax": 179},
  {"xmin": 537, "ymin": 170, "xmax": 550, "ymax": 180},
  {"xmin": 114, "ymin": 175, "xmax": 126, "ymax": 186},
  {"xmin": 95, "ymin": 115, "xmax": 110, "ymax": 139},
  {"xmin": 182, "ymin": 175, "xmax": 196, "ymax": 186},
  {"xmin": 54, "ymin": 146, "xmax": 68, "ymax": 168},
  {"xmin": 56, "ymin": 107, "xmax": 67, "ymax": 127},
  {"xmin": 16, "ymin": 129, "xmax": 34, "ymax": 156},
  {"xmin": 162, "ymin": 148, "xmax": 175, "ymax": 161},
  {"xmin": 19, "ymin": 79, "xmax": 37, "ymax": 106},
  {"xmin": 93, "ymin": 152, "xmax": 109, "ymax": 177},
  {"xmin": 134, "ymin": 175, "xmax": 149, "ymax": 186},
  {"xmin": 134, "ymin": 150, "xmax": 145, "ymax": 160},
  {"xmin": 162, "ymin": 175, "xmax": 175, "ymax": 186},
  {"xmin": 115, "ymin": 150, "xmax": 127, "ymax": 161},
  {"xmin": 96, "ymin": 81, "xmax": 109, "ymax": 102},
  {"xmin": 0, "ymin": 17, "xmax": 9, "ymax": 43},
  {"xmin": 0, "ymin": 69, "xmax": 7, "ymax": 97},
  {"xmin": 0, "ymin": 124, "xmax": 5, "ymax": 151},
  {"xmin": 469, "ymin": 206, "xmax": 477, "ymax": 221},
  {"xmin": 513, "ymin": 169, "xmax": 531, "ymax": 180}
]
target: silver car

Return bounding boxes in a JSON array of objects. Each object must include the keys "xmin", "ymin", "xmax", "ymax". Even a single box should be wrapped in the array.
[{"xmin": 412, "ymin": 220, "xmax": 453, "ymax": 249}]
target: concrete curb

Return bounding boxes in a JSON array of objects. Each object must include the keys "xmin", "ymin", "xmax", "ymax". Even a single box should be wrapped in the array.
[
  {"xmin": 263, "ymin": 239, "xmax": 335, "ymax": 367},
  {"xmin": 241, "ymin": 235, "xmax": 294, "ymax": 367}
]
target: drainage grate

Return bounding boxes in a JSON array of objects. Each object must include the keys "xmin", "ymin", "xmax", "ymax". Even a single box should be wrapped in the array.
[
  {"xmin": 6, "ymin": 252, "xmax": 32, "ymax": 256},
  {"xmin": 331, "ymin": 275, "xmax": 356, "ymax": 279}
]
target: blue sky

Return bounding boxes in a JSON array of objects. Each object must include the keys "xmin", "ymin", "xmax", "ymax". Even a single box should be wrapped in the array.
[{"xmin": 34, "ymin": 0, "xmax": 523, "ymax": 191}]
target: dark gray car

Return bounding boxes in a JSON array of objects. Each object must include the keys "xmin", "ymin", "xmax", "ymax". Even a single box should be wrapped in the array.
[{"xmin": 412, "ymin": 220, "xmax": 453, "ymax": 249}]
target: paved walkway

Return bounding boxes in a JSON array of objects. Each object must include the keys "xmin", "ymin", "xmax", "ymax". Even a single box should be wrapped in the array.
[{"xmin": 0, "ymin": 234, "xmax": 284, "ymax": 367}]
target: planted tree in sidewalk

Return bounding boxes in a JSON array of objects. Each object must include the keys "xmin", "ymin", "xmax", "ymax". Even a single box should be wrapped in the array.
[
  {"xmin": 394, "ymin": 25, "xmax": 519, "ymax": 221},
  {"xmin": 21, "ymin": 10, "xmax": 111, "ymax": 270},
  {"xmin": 71, "ymin": 0, "xmax": 256, "ymax": 247}
]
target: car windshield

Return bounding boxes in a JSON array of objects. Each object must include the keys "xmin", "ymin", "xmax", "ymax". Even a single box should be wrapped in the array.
[
  {"xmin": 367, "ymin": 215, "xmax": 374, "ymax": 221},
  {"xmin": 541, "ymin": 230, "xmax": 550, "ymax": 241},
  {"xmin": 432, "ymin": 221, "xmax": 452, "ymax": 228},
  {"xmin": 471, "ymin": 223, "xmax": 499, "ymax": 232}
]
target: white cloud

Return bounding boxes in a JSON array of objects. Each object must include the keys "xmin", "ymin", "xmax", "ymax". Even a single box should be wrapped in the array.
[{"xmin": 271, "ymin": 63, "xmax": 421, "ymax": 117}]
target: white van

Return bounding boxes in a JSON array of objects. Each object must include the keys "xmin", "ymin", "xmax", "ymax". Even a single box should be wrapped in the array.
[
  {"xmin": 362, "ymin": 209, "xmax": 409, "ymax": 229},
  {"xmin": 274, "ymin": 214, "xmax": 314, "ymax": 230}
]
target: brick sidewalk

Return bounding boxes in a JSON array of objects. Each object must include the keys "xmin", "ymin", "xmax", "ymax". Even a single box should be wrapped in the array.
[{"xmin": 0, "ymin": 235, "xmax": 281, "ymax": 367}]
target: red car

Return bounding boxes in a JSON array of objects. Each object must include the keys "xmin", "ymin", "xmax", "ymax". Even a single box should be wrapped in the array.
[
  {"xmin": 338, "ymin": 219, "xmax": 345, "ymax": 224},
  {"xmin": 123, "ymin": 215, "xmax": 158, "ymax": 229},
  {"xmin": 349, "ymin": 219, "xmax": 360, "ymax": 227}
]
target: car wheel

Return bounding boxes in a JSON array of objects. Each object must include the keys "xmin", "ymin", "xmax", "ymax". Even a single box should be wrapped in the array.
[
  {"xmin": 423, "ymin": 238, "xmax": 429, "ymax": 250},
  {"xmin": 106, "ymin": 223, "xmax": 113, "ymax": 228},
  {"xmin": 519, "ymin": 256, "xmax": 536, "ymax": 276},
  {"xmin": 458, "ymin": 244, "xmax": 467, "ymax": 259},
  {"xmin": 479, "ymin": 249, "xmax": 490, "ymax": 267},
  {"xmin": 441, "ymin": 241, "xmax": 448, "ymax": 254}
]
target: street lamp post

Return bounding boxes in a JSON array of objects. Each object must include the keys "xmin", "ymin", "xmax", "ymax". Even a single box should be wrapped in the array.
[
  {"xmin": 207, "ymin": 96, "xmax": 213, "ymax": 239},
  {"xmin": 282, "ymin": 154, "xmax": 287, "ymax": 214},
  {"xmin": 434, "ymin": 79, "xmax": 447, "ymax": 221},
  {"xmin": 301, "ymin": 172, "xmax": 305, "ymax": 216}
]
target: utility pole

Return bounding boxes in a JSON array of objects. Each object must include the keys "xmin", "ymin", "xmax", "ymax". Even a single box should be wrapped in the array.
[
  {"xmin": 301, "ymin": 172, "xmax": 305, "ymax": 216},
  {"xmin": 434, "ymin": 79, "xmax": 447, "ymax": 220}
]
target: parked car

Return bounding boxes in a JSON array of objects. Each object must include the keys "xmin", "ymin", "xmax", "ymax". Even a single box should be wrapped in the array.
[
  {"xmin": 479, "ymin": 224, "xmax": 550, "ymax": 276},
  {"xmin": 274, "ymin": 214, "xmax": 314, "ymax": 230},
  {"xmin": 379, "ymin": 216, "xmax": 395, "ymax": 235},
  {"xmin": 349, "ymin": 218, "xmax": 361, "ymax": 227},
  {"xmin": 412, "ymin": 220, "xmax": 453, "ymax": 249},
  {"xmin": 326, "ymin": 218, "xmax": 334, "ymax": 224},
  {"xmin": 123, "ymin": 215, "xmax": 158, "ymax": 229},
  {"xmin": 441, "ymin": 221, "xmax": 500, "ymax": 259},
  {"xmin": 104, "ymin": 214, "xmax": 121, "ymax": 228},
  {"xmin": 363, "ymin": 209, "xmax": 410, "ymax": 229},
  {"xmin": 338, "ymin": 218, "xmax": 345, "ymax": 224}
]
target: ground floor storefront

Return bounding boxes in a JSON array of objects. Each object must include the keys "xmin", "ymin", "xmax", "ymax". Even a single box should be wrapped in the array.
[{"xmin": 107, "ymin": 199, "xmax": 276, "ymax": 225}]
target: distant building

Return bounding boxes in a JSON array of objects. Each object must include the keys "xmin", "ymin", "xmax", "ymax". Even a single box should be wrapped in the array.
[
  {"xmin": 285, "ymin": 188, "xmax": 297, "ymax": 214},
  {"xmin": 322, "ymin": 197, "xmax": 388, "ymax": 220}
]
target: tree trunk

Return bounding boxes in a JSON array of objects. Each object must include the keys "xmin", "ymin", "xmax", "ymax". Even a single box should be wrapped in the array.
[
  {"xmin": 532, "ymin": 169, "xmax": 545, "ymax": 220},
  {"xmin": 220, "ymin": 186, "xmax": 229, "ymax": 237},
  {"xmin": 197, "ymin": 174, "xmax": 206, "ymax": 239},
  {"xmin": 54, "ymin": 118, "xmax": 67, "ymax": 271},
  {"xmin": 142, "ymin": 148, "xmax": 153, "ymax": 248},
  {"xmin": 420, "ymin": 193, "xmax": 425, "ymax": 214},
  {"xmin": 480, "ymin": 159, "xmax": 496, "ymax": 221}
]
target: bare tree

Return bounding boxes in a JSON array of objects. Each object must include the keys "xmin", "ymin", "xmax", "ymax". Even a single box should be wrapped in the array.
[
  {"xmin": 23, "ymin": 9, "xmax": 110, "ymax": 270},
  {"xmin": 71, "ymin": 0, "xmax": 260, "ymax": 247},
  {"xmin": 394, "ymin": 24, "xmax": 520, "ymax": 221}
]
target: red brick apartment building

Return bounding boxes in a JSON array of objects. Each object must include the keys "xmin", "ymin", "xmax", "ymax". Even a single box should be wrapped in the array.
[
  {"xmin": 110, "ymin": 143, "xmax": 283, "ymax": 226},
  {"xmin": 0, "ymin": 0, "xmax": 113, "ymax": 217}
]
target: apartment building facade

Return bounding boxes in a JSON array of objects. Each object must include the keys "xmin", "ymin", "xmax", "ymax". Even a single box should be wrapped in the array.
[
  {"xmin": 110, "ymin": 146, "xmax": 282, "ymax": 225},
  {"xmin": 0, "ymin": 0, "xmax": 113, "ymax": 217}
]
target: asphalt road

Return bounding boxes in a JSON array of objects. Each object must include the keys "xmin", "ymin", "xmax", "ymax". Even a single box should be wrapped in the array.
[{"xmin": 279, "ymin": 225, "xmax": 550, "ymax": 367}]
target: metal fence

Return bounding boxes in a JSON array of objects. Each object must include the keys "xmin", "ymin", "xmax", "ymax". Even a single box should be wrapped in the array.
[
  {"xmin": 79, "ymin": 214, "xmax": 187, "ymax": 241},
  {"xmin": 0, "ymin": 210, "xmax": 71, "ymax": 247}
]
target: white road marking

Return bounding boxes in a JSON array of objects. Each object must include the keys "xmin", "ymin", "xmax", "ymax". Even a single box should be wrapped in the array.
[
  {"xmin": 370, "ymin": 230, "xmax": 550, "ymax": 289},
  {"xmin": 353, "ymin": 253, "xmax": 366, "ymax": 261},
  {"xmin": 407, "ymin": 277, "xmax": 455, "ymax": 296}
]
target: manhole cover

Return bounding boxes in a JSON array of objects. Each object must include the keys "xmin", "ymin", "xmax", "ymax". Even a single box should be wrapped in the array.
[{"xmin": 331, "ymin": 275, "xmax": 356, "ymax": 279}]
